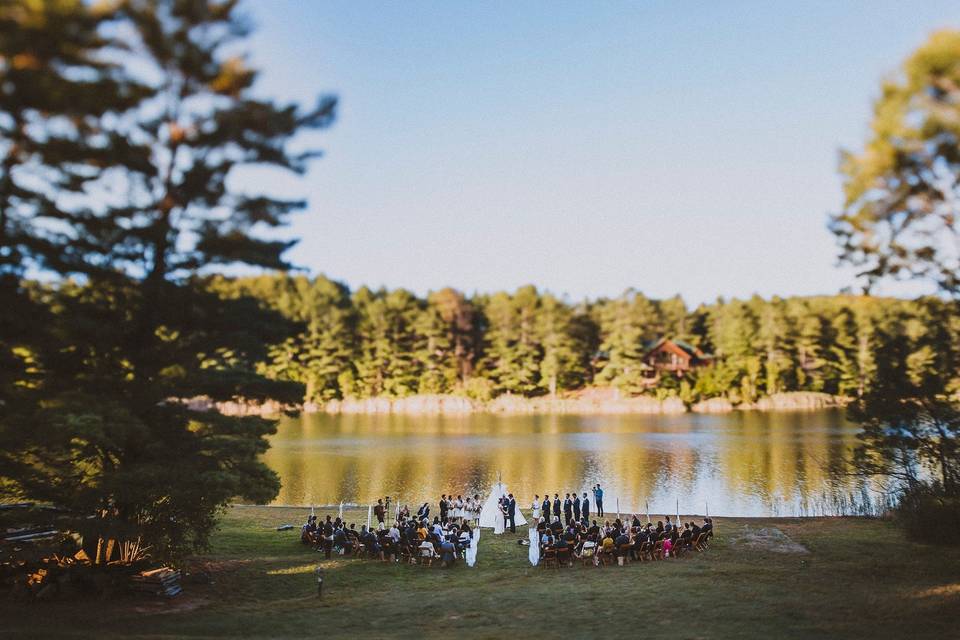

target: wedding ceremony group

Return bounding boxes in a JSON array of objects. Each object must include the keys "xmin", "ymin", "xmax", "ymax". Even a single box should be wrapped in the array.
[{"xmin": 298, "ymin": 481, "xmax": 714, "ymax": 569}]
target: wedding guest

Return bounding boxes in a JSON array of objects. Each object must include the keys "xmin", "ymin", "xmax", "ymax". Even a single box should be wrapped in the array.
[
  {"xmin": 374, "ymin": 499, "xmax": 385, "ymax": 528},
  {"xmin": 542, "ymin": 494, "xmax": 552, "ymax": 523},
  {"xmin": 563, "ymin": 493, "xmax": 573, "ymax": 525},
  {"xmin": 453, "ymin": 495, "xmax": 465, "ymax": 523},
  {"xmin": 573, "ymin": 493, "xmax": 581, "ymax": 522},
  {"xmin": 553, "ymin": 494, "xmax": 561, "ymax": 524}
]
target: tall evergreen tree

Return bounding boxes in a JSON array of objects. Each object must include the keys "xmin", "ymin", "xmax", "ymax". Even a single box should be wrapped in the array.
[
  {"xmin": 0, "ymin": 0, "xmax": 335, "ymax": 559},
  {"xmin": 596, "ymin": 290, "xmax": 658, "ymax": 392}
]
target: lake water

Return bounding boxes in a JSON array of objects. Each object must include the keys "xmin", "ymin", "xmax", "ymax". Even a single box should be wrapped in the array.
[{"xmin": 261, "ymin": 409, "xmax": 872, "ymax": 517}]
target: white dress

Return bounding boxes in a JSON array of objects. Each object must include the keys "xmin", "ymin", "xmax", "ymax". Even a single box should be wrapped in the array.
[
  {"xmin": 493, "ymin": 504, "xmax": 506, "ymax": 535},
  {"xmin": 453, "ymin": 498, "xmax": 464, "ymax": 520},
  {"xmin": 531, "ymin": 500, "xmax": 542, "ymax": 521}
]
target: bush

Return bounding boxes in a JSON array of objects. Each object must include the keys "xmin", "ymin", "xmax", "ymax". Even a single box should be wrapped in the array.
[{"xmin": 894, "ymin": 483, "xmax": 960, "ymax": 545}]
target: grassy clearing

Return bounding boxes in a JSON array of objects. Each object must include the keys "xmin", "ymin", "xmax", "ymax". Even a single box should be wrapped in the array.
[{"xmin": 4, "ymin": 506, "xmax": 960, "ymax": 639}]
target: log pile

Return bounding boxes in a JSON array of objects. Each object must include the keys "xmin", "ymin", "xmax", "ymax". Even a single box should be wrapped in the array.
[{"xmin": 129, "ymin": 567, "xmax": 182, "ymax": 597}]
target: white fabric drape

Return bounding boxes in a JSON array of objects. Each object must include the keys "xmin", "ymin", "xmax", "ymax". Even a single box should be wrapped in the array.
[
  {"xmin": 528, "ymin": 520, "xmax": 540, "ymax": 566},
  {"xmin": 479, "ymin": 481, "xmax": 528, "ymax": 528},
  {"xmin": 466, "ymin": 528, "xmax": 480, "ymax": 567}
]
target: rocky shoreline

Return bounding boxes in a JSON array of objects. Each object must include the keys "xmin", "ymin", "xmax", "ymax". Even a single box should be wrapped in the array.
[{"xmin": 183, "ymin": 391, "xmax": 847, "ymax": 417}]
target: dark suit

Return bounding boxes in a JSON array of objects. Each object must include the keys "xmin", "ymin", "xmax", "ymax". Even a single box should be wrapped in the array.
[
  {"xmin": 573, "ymin": 496, "xmax": 581, "ymax": 522},
  {"xmin": 507, "ymin": 498, "xmax": 517, "ymax": 533},
  {"xmin": 563, "ymin": 499, "xmax": 573, "ymax": 525},
  {"xmin": 553, "ymin": 498, "xmax": 561, "ymax": 523},
  {"xmin": 581, "ymin": 498, "xmax": 590, "ymax": 523},
  {"xmin": 542, "ymin": 499, "xmax": 551, "ymax": 523}
]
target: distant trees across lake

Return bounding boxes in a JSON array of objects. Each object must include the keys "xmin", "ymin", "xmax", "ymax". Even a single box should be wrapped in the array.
[{"xmin": 209, "ymin": 274, "xmax": 960, "ymax": 406}]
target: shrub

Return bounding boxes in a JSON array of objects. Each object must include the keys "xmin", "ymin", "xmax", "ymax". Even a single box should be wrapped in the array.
[{"xmin": 894, "ymin": 483, "xmax": 960, "ymax": 545}]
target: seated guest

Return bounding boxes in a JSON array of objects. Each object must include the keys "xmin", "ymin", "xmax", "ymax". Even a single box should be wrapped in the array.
[
  {"xmin": 614, "ymin": 529, "xmax": 631, "ymax": 559},
  {"xmin": 439, "ymin": 539, "xmax": 457, "ymax": 567},
  {"xmin": 418, "ymin": 538, "xmax": 437, "ymax": 561},
  {"xmin": 541, "ymin": 530, "xmax": 554, "ymax": 548},
  {"xmin": 555, "ymin": 534, "xmax": 569, "ymax": 554},
  {"xmin": 702, "ymin": 518, "xmax": 713, "ymax": 537},
  {"xmin": 655, "ymin": 520, "xmax": 664, "ymax": 537},
  {"xmin": 680, "ymin": 523, "xmax": 693, "ymax": 549},
  {"xmin": 691, "ymin": 521, "xmax": 703, "ymax": 543},
  {"xmin": 588, "ymin": 520, "xmax": 601, "ymax": 539},
  {"xmin": 598, "ymin": 531, "xmax": 615, "ymax": 564},
  {"xmin": 360, "ymin": 526, "xmax": 383, "ymax": 560},
  {"xmin": 662, "ymin": 537, "xmax": 673, "ymax": 558},
  {"xmin": 334, "ymin": 527, "xmax": 351, "ymax": 554}
]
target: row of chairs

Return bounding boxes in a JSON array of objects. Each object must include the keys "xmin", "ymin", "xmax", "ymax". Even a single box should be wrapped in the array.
[{"xmin": 540, "ymin": 531, "xmax": 711, "ymax": 569}]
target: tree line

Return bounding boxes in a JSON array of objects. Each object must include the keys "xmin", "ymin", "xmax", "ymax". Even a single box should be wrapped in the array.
[{"xmin": 211, "ymin": 274, "xmax": 960, "ymax": 406}]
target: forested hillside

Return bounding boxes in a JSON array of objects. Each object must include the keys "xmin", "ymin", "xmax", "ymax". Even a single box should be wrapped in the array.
[{"xmin": 209, "ymin": 274, "xmax": 960, "ymax": 406}]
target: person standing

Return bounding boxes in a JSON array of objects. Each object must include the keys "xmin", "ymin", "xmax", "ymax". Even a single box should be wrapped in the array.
[
  {"xmin": 594, "ymin": 484, "xmax": 604, "ymax": 518},
  {"xmin": 573, "ymin": 493, "xmax": 581, "ymax": 523},
  {"xmin": 440, "ymin": 494, "xmax": 449, "ymax": 523},
  {"xmin": 553, "ymin": 494, "xmax": 561, "ymax": 525},
  {"xmin": 532, "ymin": 495, "xmax": 542, "ymax": 522},
  {"xmin": 542, "ymin": 494, "xmax": 551, "ymax": 524},
  {"xmin": 374, "ymin": 499, "xmax": 385, "ymax": 528},
  {"xmin": 581, "ymin": 492, "xmax": 590, "ymax": 524},
  {"xmin": 507, "ymin": 493, "xmax": 517, "ymax": 533},
  {"xmin": 563, "ymin": 493, "xmax": 573, "ymax": 525}
]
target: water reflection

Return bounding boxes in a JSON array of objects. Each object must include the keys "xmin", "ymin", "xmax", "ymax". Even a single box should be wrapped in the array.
[{"xmin": 260, "ymin": 410, "xmax": 867, "ymax": 517}]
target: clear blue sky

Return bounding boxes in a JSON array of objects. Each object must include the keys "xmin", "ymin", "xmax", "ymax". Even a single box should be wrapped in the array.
[{"xmin": 240, "ymin": 1, "xmax": 960, "ymax": 304}]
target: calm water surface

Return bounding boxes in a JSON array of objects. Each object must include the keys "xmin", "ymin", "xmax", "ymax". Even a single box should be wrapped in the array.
[{"xmin": 261, "ymin": 410, "xmax": 868, "ymax": 517}]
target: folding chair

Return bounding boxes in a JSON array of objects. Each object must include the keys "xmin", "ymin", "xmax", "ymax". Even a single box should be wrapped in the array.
[{"xmin": 541, "ymin": 547, "xmax": 558, "ymax": 569}]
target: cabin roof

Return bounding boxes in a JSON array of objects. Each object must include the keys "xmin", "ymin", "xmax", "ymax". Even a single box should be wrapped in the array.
[{"xmin": 643, "ymin": 337, "xmax": 713, "ymax": 360}]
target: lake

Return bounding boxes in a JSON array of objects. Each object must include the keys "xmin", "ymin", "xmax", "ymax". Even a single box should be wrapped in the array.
[{"xmin": 261, "ymin": 409, "xmax": 872, "ymax": 517}]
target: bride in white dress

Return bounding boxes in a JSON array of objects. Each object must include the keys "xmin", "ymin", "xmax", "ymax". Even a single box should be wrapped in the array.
[
  {"xmin": 493, "ymin": 497, "xmax": 506, "ymax": 535},
  {"xmin": 531, "ymin": 495, "xmax": 542, "ymax": 522}
]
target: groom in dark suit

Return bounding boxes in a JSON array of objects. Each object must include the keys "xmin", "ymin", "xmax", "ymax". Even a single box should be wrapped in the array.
[
  {"xmin": 552, "ymin": 494, "xmax": 561, "ymax": 524},
  {"xmin": 507, "ymin": 494, "xmax": 517, "ymax": 533},
  {"xmin": 542, "ymin": 494, "xmax": 551, "ymax": 523}
]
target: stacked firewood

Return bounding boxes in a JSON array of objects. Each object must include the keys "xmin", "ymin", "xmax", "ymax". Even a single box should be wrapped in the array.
[{"xmin": 129, "ymin": 567, "xmax": 182, "ymax": 597}]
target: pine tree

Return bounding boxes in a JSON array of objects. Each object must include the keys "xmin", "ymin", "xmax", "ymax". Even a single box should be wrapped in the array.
[
  {"xmin": 0, "ymin": 0, "xmax": 336, "ymax": 559},
  {"xmin": 596, "ymin": 290, "xmax": 658, "ymax": 393},
  {"xmin": 480, "ymin": 287, "xmax": 542, "ymax": 395}
]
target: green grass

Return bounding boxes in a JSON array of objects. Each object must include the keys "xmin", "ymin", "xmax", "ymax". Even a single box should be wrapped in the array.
[{"xmin": 4, "ymin": 507, "xmax": 960, "ymax": 639}]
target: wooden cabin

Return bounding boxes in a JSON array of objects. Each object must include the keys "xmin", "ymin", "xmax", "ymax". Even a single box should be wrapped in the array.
[{"xmin": 643, "ymin": 338, "xmax": 712, "ymax": 378}]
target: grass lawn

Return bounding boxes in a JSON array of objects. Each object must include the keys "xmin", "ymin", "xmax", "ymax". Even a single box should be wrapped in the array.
[{"xmin": 4, "ymin": 506, "xmax": 960, "ymax": 639}]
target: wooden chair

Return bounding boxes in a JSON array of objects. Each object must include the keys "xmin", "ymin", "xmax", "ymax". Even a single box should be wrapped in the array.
[
  {"xmin": 556, "ymin": 547, "xmax": 572, "ymax": 568},
  {"xmin": 638, "ymin": 541, "xmax": 652, "ymax": 561},
  {"xmin": 694, "ymin": 532, "xmax": 709, "ymax": 551},
  {"xmin": 541, "ymin": 547, "xmax": 558, "ymax": 569},
  {"xmin": 595, "ymin": 548, "xmax": 612, "ymax": 567},
  {"xmin": 651, "ymin": 539, "xmax": 664, "ymax": 560},
  {"xmin": 617, "ymin": 543, "xmax": 633, "ymax": 566},
  {"xmin": 418, "ymin": 546, "xmax": 435, "ymax": 566},
  {"xmin": 578, "ymin": 544, "xmax": 596, "ymax": 567}
]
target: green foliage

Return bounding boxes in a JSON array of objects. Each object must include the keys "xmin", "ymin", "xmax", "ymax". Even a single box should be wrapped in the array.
[
  {"xmin": 894, "ymin": 483, "xmax": 960, "ymax": 545},
  {"xmin": 0, "ymin": 0, "xmax": 335, "ymax": 560},
  {"xmin": 213, "ymin": 273, "xmax": 960, "ymax": 408},
  {"xmin": 830, "ymin": 29, "xmax": 960, "ymax": 295}
]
